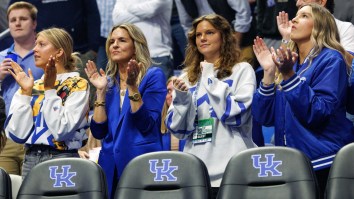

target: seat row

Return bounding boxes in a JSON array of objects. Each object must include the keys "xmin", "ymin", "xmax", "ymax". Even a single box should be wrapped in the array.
[{"xmin": 2, "ymin": 143, "xmax": 354, "ymax": 199}]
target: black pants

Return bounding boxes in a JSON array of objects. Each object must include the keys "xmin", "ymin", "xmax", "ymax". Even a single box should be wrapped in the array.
[
  {"xmin": 211, "ymin": 187, "xmax": 219, "ymax": 199},
  {"xmin": 315, "ymin": 167, "xmax": 330, "ymax": 199}
]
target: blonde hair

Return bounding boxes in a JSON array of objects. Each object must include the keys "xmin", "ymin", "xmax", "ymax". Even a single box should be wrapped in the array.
[
  {"xmin": 37, "ymin": 28, "xmax": 81, "ymax": 72},
  {"xmin": 7, "ymin": 1, "xmax": 37, "ymax": 21},
  {"xmin": 183, "ymin": 14, "xmax": 241, "ymax": 85},
  {"xmin": 277, "ymin": 3, "xmax": 351, "ymax": 83},
  {"xmin": 105, "ymin": 23, "xmax": 152, "ymax": 86},
  {"xmin": 161, "ymin": 76, "xmax": 177, "ymax": 134}
]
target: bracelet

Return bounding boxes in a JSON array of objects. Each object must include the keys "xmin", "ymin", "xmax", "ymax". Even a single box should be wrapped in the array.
[
  {"xmin": 94, "ymin": 101, "xmax": 105, "ymax": 107},
  {"xmin": 261, "ymin": 80, "xmax": 274, "ymax": 87}
]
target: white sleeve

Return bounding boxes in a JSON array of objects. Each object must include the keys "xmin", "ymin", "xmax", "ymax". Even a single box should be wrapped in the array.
[
  {"xmin": 128, "ymin": 0, "xmax": 172, "ymax": 19},
  {"xmin": 338, "ymin": 21, "xmax": 354, "ymax": 52},
  {"xmin": 5, "ymin": 92, "xmax": 34, "ymax": 143},
  {"xmin": 41, "ymin": 88, "xmax": 89, "ymax": 141},
  {"xmin": 227, "ymin": 0, "xmax": 252, "ymax": 33},
  {"xmin": 113, "ymin": 0, "xmax": 172, "ymax": 25},
  {"xmin": 201, "ymin": 62, "xmax": 256, "ymax": 127},
  {"xmin": 112, "ymin": 1, "xmax": 141, "ymax": 25}
]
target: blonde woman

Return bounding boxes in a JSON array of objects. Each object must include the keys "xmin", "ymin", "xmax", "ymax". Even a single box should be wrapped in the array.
[
  {"xmin": 5, "ymin": 28, "xmax": 90, "ymax": 178},
  {"xmin": 253, "ymin": 3, "xmax": 354, "ymax": 197},
  {"xmin": 85, "ymin": 23, "xmax": 166, "ymax": 198}
]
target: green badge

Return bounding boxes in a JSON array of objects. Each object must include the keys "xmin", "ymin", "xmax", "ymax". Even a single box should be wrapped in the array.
[{"xmin": 192, "ymin": 118, "xmax": 214, "ymax": 144}]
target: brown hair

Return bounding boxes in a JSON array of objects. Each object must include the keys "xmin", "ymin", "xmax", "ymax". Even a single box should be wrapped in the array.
[{"xmin": 183, "ymin": 14, "xmax": 241, "ymax": 85}]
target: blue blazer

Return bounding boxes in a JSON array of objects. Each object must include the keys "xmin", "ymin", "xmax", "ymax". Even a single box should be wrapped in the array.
[{"xmin": 90, "ymin": 67, "xmax": 166, "ymax": 198}]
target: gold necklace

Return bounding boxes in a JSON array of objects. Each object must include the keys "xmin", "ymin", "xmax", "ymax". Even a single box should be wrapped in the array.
[{"xmin": 120, "ymin": 89, "xmax": 126, "ymax": 96}]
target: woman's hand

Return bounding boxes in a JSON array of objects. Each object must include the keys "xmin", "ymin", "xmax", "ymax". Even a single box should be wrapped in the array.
[
  {"xmin": 272, "ymin": 47, "xmax": 298, "ymax": 80},
  {"xmin": 173, "ymin": 78, "xmax": 188, "ymax": 92},
  {"xmin": 253, "ymin": 37, "xmax": 276, "ymax": 76},
  {"xmin": 276, "ymin": 11, "xmax": 292, "ymax": 41},
  {"xmin": 126, "ymin": 59, "xmax": 142, "ymax": 86},
  {"xmin": 85, "ymin": 60, "xmax": 107, "ymax": 91},
  {"xmin": 8, "ymin": 61, "xmax": 34, "ymax": 96},
  {"xmin": 78, "ymin": 151, "xmax": 90, "ymax": 159},
  {"xmin": 44, "ymin": 56, "xmax": 57, "ymax": 90}
]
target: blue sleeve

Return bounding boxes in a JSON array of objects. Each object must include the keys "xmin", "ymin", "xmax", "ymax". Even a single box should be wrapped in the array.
[
  {"xmin": 281, "ymin": 57, "xmax": 348, "ymax": 127},
  {"xmin": 131, "ymin": 67, "xmax": 167, "ymax": 134},
  {"xmin": 251, "ymin": 82, "xmax": 276, "ymax": 126},
  {"xmin": 90, "ymin": 119, "xmax": 108, "ymax": 140}
]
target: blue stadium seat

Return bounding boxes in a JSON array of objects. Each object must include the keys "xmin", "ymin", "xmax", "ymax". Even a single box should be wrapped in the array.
[
  {"xmin": 114, "ymin": 151, "xmax": 211, "ymax": 199},
  {"xmin": 326, "ymin": 143, "xmax": 354, "ymax": 199},
  {"xmin": 17, "ymin": 158, "xmax": 108, "ymax": 199},
  {"xmin": 217, "ymin": 147, "xmax": 319, "ymax": 199},
  {"xmin": 0, "ymin": 167, "xmax": 12, "ymax": 199}
]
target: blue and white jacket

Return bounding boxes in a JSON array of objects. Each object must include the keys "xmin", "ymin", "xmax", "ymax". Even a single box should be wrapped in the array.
[
  {"xmin": 253, "ymin": 48, "xmax": 354, "ymax": 170},
  {"xmin": 166, "ymin": 62, "xmax": 256, "ymax": 187}
]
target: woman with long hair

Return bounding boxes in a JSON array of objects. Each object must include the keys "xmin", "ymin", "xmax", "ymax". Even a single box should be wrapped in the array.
[
  {"xmin": 166, "ymin": 14, "xmax": 257, "ymax": 198},
  {"xmin": 85, "ymin": 23, "xmax": 166, "ymax": 198},
  {"xmin": 253, "ymin": 3, "xmax": 354, "ymax": 198}
]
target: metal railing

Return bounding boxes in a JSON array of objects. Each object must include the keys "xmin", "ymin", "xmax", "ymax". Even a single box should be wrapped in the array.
[{"xmin": 0, "ymin": 28, "xmax": 10, "ymax": 41}]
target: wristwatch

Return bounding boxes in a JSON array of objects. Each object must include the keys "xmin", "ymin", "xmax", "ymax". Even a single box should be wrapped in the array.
[
  {"xmin": 128, "ymin": 93, "xmax": 141, "ymax": 101},
  {"xmin": 281, "ymin": 39, "xmax": 290, "ymax": 44}
]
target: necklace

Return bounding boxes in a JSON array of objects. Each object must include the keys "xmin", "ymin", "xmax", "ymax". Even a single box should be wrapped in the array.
[{"xmin": 120, "ymin": 89, "xmax": 126, "ymax": 96}]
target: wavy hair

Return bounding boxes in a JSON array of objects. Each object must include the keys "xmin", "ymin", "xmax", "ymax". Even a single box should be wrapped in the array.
[
  {"xmin": 105, "ymin": 23, "xmax": 152, "ymax": 86},
  {"xmin": 37, "ymin": 28, "xmax": 81, "ymax": 72},
  {"xmin": 183, "ymin": 14, "xmax": 241, "ymax": 85}
]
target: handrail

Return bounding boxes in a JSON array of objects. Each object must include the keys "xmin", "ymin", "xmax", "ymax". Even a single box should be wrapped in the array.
[{"xmin": 0, "ymin": 28, "xmax": 10, "ymax": 41}]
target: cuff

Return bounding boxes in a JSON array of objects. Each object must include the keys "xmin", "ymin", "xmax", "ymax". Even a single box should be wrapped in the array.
[
  {"xmin": 280, "ymin": 74, "xmax": 300, "ymax": 92},
  {"xmin": 258, "ymin": 82, "xmax": 275, "ymax": 96}
]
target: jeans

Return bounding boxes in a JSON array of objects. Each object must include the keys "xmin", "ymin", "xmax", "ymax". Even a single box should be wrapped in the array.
[{"xmin": 22, "ymin": 147, "xmax": 79, "ymax": 179}]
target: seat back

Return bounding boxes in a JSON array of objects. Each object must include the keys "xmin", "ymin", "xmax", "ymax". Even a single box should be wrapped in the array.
[
  {"xmin": 0, "ymin": 167, "xmax": 12, "ymax": 199},
  {"xmin": 217, "ymin": 147, "xmax": 318, "ymax": 199},
  {"xmin": 115, "ymin": 151, "xmax": 211, "ymax": 199},
  {"xmin": 17, "ymin": 158, "xmax": 108, "ymax": 199},
  {"xmin": 326, "ymin": 143, "xmax": 354, "ymax": 199}
]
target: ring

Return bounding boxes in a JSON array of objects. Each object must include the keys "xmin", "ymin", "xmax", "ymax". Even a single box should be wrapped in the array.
[{"xmin": 277, "ymin": 57, "xmax": 284, "ymax": 64}]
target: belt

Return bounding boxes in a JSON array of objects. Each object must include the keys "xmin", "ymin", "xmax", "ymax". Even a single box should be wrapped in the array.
[{"xmin": 26, "ymin": 145, "xmax": 78, "ymax": 155}]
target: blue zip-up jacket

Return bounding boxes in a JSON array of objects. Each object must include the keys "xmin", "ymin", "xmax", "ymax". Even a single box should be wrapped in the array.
[{"xmin": 253, "ymin": 47, "xmax": 354, "ymax": 170}]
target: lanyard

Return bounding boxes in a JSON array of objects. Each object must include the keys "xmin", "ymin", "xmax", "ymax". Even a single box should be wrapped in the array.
[{"xmin": 193, "ymin": 81, "xmax": 201, "ymax": 126}]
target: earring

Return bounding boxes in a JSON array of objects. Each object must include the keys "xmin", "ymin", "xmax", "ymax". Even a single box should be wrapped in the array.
[{"xmin": 55, "ymin": 57, "xmax": 59, "ymax": 62}]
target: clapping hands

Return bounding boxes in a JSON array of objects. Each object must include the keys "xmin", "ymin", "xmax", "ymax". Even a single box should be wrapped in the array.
[
  {"xmin": 85, "ymin": 60, "xmax": 107, "ymax": 91},
  {"xmin": 8, "ymin": 61, "xmax": 34, "ymax": 96}
]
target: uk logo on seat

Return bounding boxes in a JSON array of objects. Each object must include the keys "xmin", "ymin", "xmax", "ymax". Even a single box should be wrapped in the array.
[
  {"xmin": 49, "ymin": 165, "xmax": 77, "ymax": 187},
  {"xmin": 149, "ymin": 159, "xmax": 178, "ymax": 182},
  {"xmin": 251, "ymin": 154, "xmax": 282, "ymax": 177}
]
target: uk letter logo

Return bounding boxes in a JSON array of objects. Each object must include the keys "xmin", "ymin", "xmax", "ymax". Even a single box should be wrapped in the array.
[
  {"xmin": 251, "ymin": 154, "xmax": 282, "ymax": 177},
  {"xmin": 149, "ymin": 159, "xmax": 178, "ymax": 181},
  {"xmin": 49, "ymin": 165, "xmax": 77, "ymax": 187}
]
